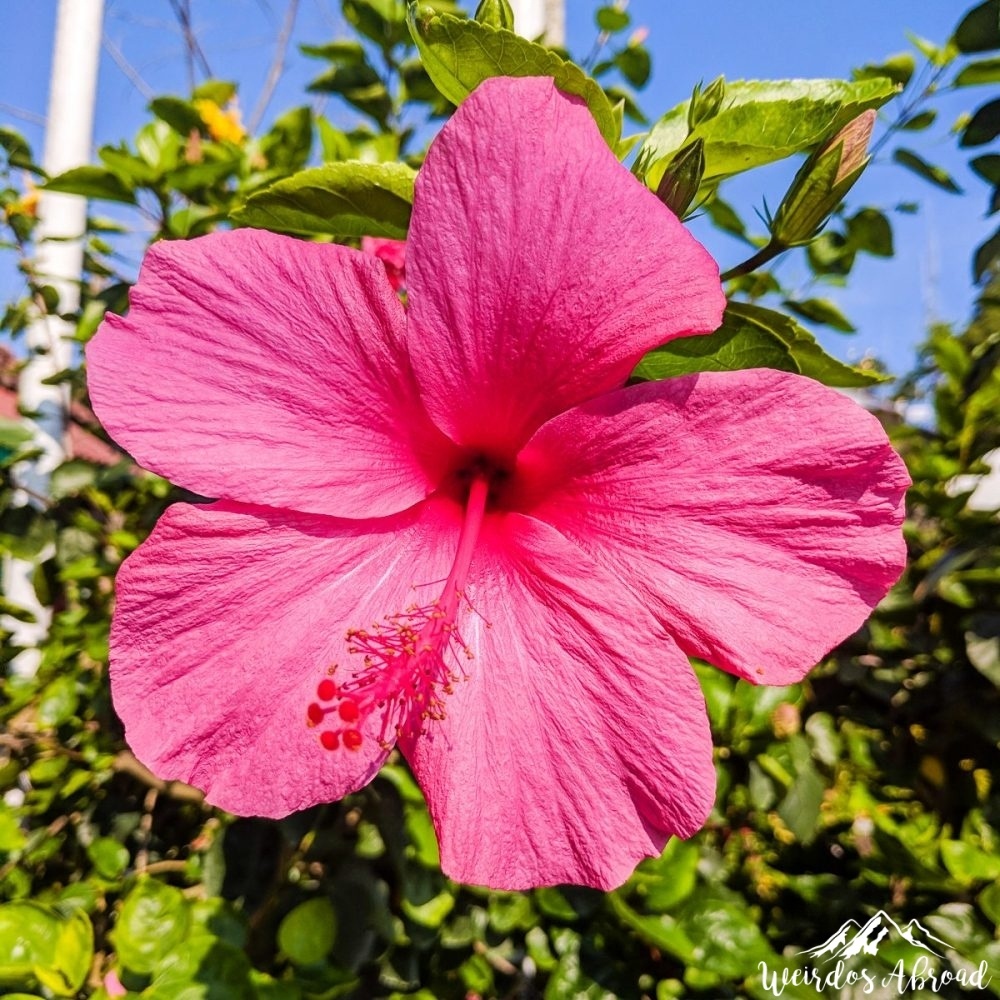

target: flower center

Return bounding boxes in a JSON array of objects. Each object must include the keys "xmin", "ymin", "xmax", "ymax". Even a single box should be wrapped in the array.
[{"xmin": 307, "ymin": 470, "xmax": 492, "ymax": 751}]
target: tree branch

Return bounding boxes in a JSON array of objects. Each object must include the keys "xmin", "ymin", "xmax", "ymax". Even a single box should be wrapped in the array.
[{"xmin": 249, "ymin": 0, "xmax": 300, "ymax": 132}]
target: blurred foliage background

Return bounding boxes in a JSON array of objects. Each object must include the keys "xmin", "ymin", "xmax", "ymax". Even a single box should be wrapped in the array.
[{"xmin": 2, "ymin": 1, "xmax": 1000, "ymax": 997}]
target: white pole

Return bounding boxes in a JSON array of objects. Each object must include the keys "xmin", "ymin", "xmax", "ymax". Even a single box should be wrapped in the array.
[
  {"xmin": 5, "ymin": 0, "xmax": 105, "ymax": 676},
  {"xmin": 509, "ymin": 0, "xmax": 564, "ymax": 46}
]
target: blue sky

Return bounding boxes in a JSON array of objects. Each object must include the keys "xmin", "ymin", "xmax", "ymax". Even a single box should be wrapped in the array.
[{"xmin": 0, "ymin": 1, "xmax": 989, "ymax": 374}]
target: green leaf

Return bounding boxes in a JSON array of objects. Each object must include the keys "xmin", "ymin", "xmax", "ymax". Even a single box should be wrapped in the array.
[
  {"xmin": 0, "ymin": 903, "xmax": 92, "ymax": 997},
  {"xmin": 0, "ymin": 806, "xmax": 26, "ymax": 853},
  {"xmin": 487, "ymin": 892, "xmax": 535, "ymax": 934},
  {"xmin": 277, "ymin": 897, "xmax": 336, "ymax": 965},
  {"xmin": 900, "ymin": 108, "xmax": 937, "ymax": 130},
  {"xmin": 961, "ymin": 98, "xmax": 1000, "ymax": 147},
  {"xmin": 941, "ymin": 840, "xmax": 1000, "ymax": 884},
  {"xmin": 147, "ymin": 932, "xmax": 255, "ymax": 1000},
  {"xmin": 853, "ymin": 52, "xmax": 916, "ymax": 87},
  {"xmin": 954, "ymin": 0, "xmax": 1000, "ymax": 54},
  {"xmin": 614, "ymin": 45, "xmax": 651, "ymax": 89},
  {"xmin": 42, "ymin": 910, "xmax": 92, "ymax": 997},
  {"xmin": 0, "ymin": 505, "xmax": 56, "ymax": 559},
  {"xmin": 804, "ymin": 712, "xmax": 843, "ymax": 767},
  {"xmin": 260, "ymin": 106, "xmax": 313, "ymax": 172},
  {"xmin": 848, "ymin": 207, "xmax": 894, "ymax": 257},
  {"xmin": 630, "ymin": 839, "xmax": 701, "ymax": 912},
  {"xmin": 534, "ymin": 887, "xmax": 579, "ymax": 922},
  {"xmin": 404, "ymin": 802, "xmax": 440, "ymax": 867},
  {"xmin": 98, "ymin": 145, "xmax": 159, "ymax": 185},
  {"xmin": 674, "ymin": 894, "xmax": 774, "ymax": 978},
  {"xmin": 978, "ymin": 881, "xmax": 1000, "ymax": 925},
  {"xmin": 704, "ymin": 196, "xmax": 749, "ymax": 241},
  {"xmin": 636, "ymin": 301, "xmax": 885, "ymax": 387},
  {"xmin": 955, "ymin": 56, "xmax": 1000, "ymax": 86},
  {"xmin": 692, "ymin": 661, "xmax": 735, "ymax": 733},
  {"xmin": 971, "ymin": 153, "xmax": 1000, "ymax": 184},
  {"xmin": 50, "ymin": 459, "xmax": 98, "ymax": 499},
  {"xmin": 300, "ymin": 39, "xmax": 368, "ymax": 61},
  {"xmin": 892, "ymin": 147, "xmax": 962, "ymax": 192},
  {"xmin": 344, "ymin": 0, "xmax": 411, "ymax": 51},
  {"xmin": 777, "ymin": 761, "xmax": 825, "ymax": 844},
  {"xmin": 112, "ymin": 879, "xmax": 190, "ymax": 975},
  {"xmin": 37, "ymin": 675, "xmax": 78, "ymax": 727},
  {"xmin": 783, "ymin": 296, "xmax": 856, "ymax": 332},
  {"xmin": 597, "ymin": 5, "xmax": 630, "ymax": 31},
  {"xmin": 306, "ymin": 55, "xmax": 393, "ymax": 127},
  {"xmin": 907, "ymin": 31, "xmax": 957, "ymax": 66},
  {"xmin": 86, "ymin": 837, "xmax": 130, "ymax": 880},
  {"xmin": 634, "ymin": 77, "xmax": 896, "ymax": 187},
  {"xmin": 967, "ymin": 615, "xmax": 1000, "ymax": 686},
  {"xmin": 43, "ymin": 166, "xmax": 136, "ymax": 205},
  {"xmin": 406, "ymin": 7, "xmax": 620, "ymax": 149},
  {"xmin": 633, "ymin": 319, "xmax": 797, "ymax": 381},
  {"xmin": 150, "ymin": 97, "xmax": 205, "ymax": 136},
  {"xmin": 973, "ymin": 225, "xmax": 1000, "ymax": 281},
  {"xmin": 402, "ymin": 890, "xmax": 456, "ymax": 928},
  {"xmin": 233, "ymin": 161, "xmax": 415, "ymax": 238},
  {"xmin": 0, "ymin": 127, "xmax": 38, "ymax": 171},
  {"xmin": 0, "ymin": 902, "xmax": 59, "ymax": 989},
  {"xmin": 192, "ymin": 79, "xmax": 237, "ymax": 105},
  {"xmin": 0, "ymin": 419, "xmax": 32, "ymax": 451}
]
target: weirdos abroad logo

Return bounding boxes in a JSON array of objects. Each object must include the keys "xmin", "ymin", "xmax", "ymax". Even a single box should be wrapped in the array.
[{"xmin": 758, "ymin": 910, "xmax": 993, "ymax": 996}]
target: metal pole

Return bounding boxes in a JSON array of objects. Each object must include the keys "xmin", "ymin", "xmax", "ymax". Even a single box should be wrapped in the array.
[{"xmin": 5, "ymin": 0, "xmax": 105, "ymax": 676}]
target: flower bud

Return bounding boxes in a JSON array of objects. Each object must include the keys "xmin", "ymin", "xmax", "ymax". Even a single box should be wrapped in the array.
[
  {"xmin": 771, "ymin": 110, "xmax": 876, "ymax": 247},
  {"xmin": 688, "ymin": 76, "xmax": 726, "ymax": 130},
  {"xmin": 654, "ymin": 138, "xmax": 705, "ymax": 218},
  {"xmin": 474, "ymin": 0, "xmax": 515, "ymax": 30}
]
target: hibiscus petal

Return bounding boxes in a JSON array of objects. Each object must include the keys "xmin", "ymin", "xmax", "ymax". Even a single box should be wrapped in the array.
[
  {"xmin": 512, "ymin": 370, "xmax": 910, "ymax": 685},
  {"xmin": 111, "ymin": 498, "xmax": 462, "ymax": 817},
  {"xmin": 406, "ymin": 75, "xmax": 725, "ymax": 458},
  {"xmin": 401, "ymin": 513, "xmax": 715, "ymax": 891},
  {"xmin": 87, "ymin": 229, "xmax": 455, "ymax": 518}
]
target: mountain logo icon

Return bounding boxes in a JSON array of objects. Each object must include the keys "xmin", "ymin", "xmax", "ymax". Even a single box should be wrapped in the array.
[{"xmin": 797, "ymin": 912, "xmax": 952, "ymax": 962}]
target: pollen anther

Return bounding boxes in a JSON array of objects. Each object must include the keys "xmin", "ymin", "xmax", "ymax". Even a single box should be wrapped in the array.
[{"xmin": 306, "ymin": 471, "xmax": 491, "ymax": 754}]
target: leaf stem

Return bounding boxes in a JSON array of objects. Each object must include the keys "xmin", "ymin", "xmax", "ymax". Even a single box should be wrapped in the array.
[{"xmin": 720, "ymin": 239, "xmax": 787, "ymax": 281}]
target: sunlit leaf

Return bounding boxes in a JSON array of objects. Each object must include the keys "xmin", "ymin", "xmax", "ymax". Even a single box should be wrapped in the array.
[
  {"xmin": 43, "ymin": 166, "xmax": 136, "ymax": 205},
  {"xmin": 893, "ymin": 147, "xmax": 962, "ymax": 192},
  {"xmin": 636, "ymin": 301, "xmax": 886, "ymax": 386},
  {"xmin": 277, "ymin": 898, "xmax": 336, "ymax": 966},
  {"xmin": 233, "ymin": 161, "xmax": 415, "ymax": 238},
  {"xmin": 634, "ymin": 76, "xmax": 896, "ymax": 186},
  {"xmin": 783, "ymin": 296, "xmax": 856, "ymax": 332},
  {"xmin": 406, "ymin": 6, "xmax": 620, "ymax": 148}
]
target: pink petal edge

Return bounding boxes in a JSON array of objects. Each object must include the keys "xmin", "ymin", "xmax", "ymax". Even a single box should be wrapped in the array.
[
  {"xmin": 362, "ymin": 235, "xmax": 406, "ymax": 292},
  {"xmin": 406, "ymin": 75, "xmax": 726, "ymax": 459},
  {"xmin": 110, "ymin": 497, "xmax": 465, "ymax": 816},
  {"xmin": 402, "ymin": 512, "xmax": 716, "ymax": 890},
  {"xmin": 87, "ymin": 229, "xmax": 455, "ymax": 519},
  {"xmin": 512, "ymin": 369, "xmax": 911, "ymax": 685}
]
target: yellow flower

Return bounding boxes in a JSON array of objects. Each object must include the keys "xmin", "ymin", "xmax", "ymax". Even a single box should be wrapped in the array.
[{"xmin": 194, "ymin": 99, "xmax": 246, "ymax": 144}]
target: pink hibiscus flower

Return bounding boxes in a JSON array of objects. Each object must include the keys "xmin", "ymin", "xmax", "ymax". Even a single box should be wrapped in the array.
[
  {"xmin": 361, "ymin": 235, "xmax": 406, "ymax": 292},
  {"xmin": 86, "ymin": 76, "xmax": 909, "ymax": 890}
]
